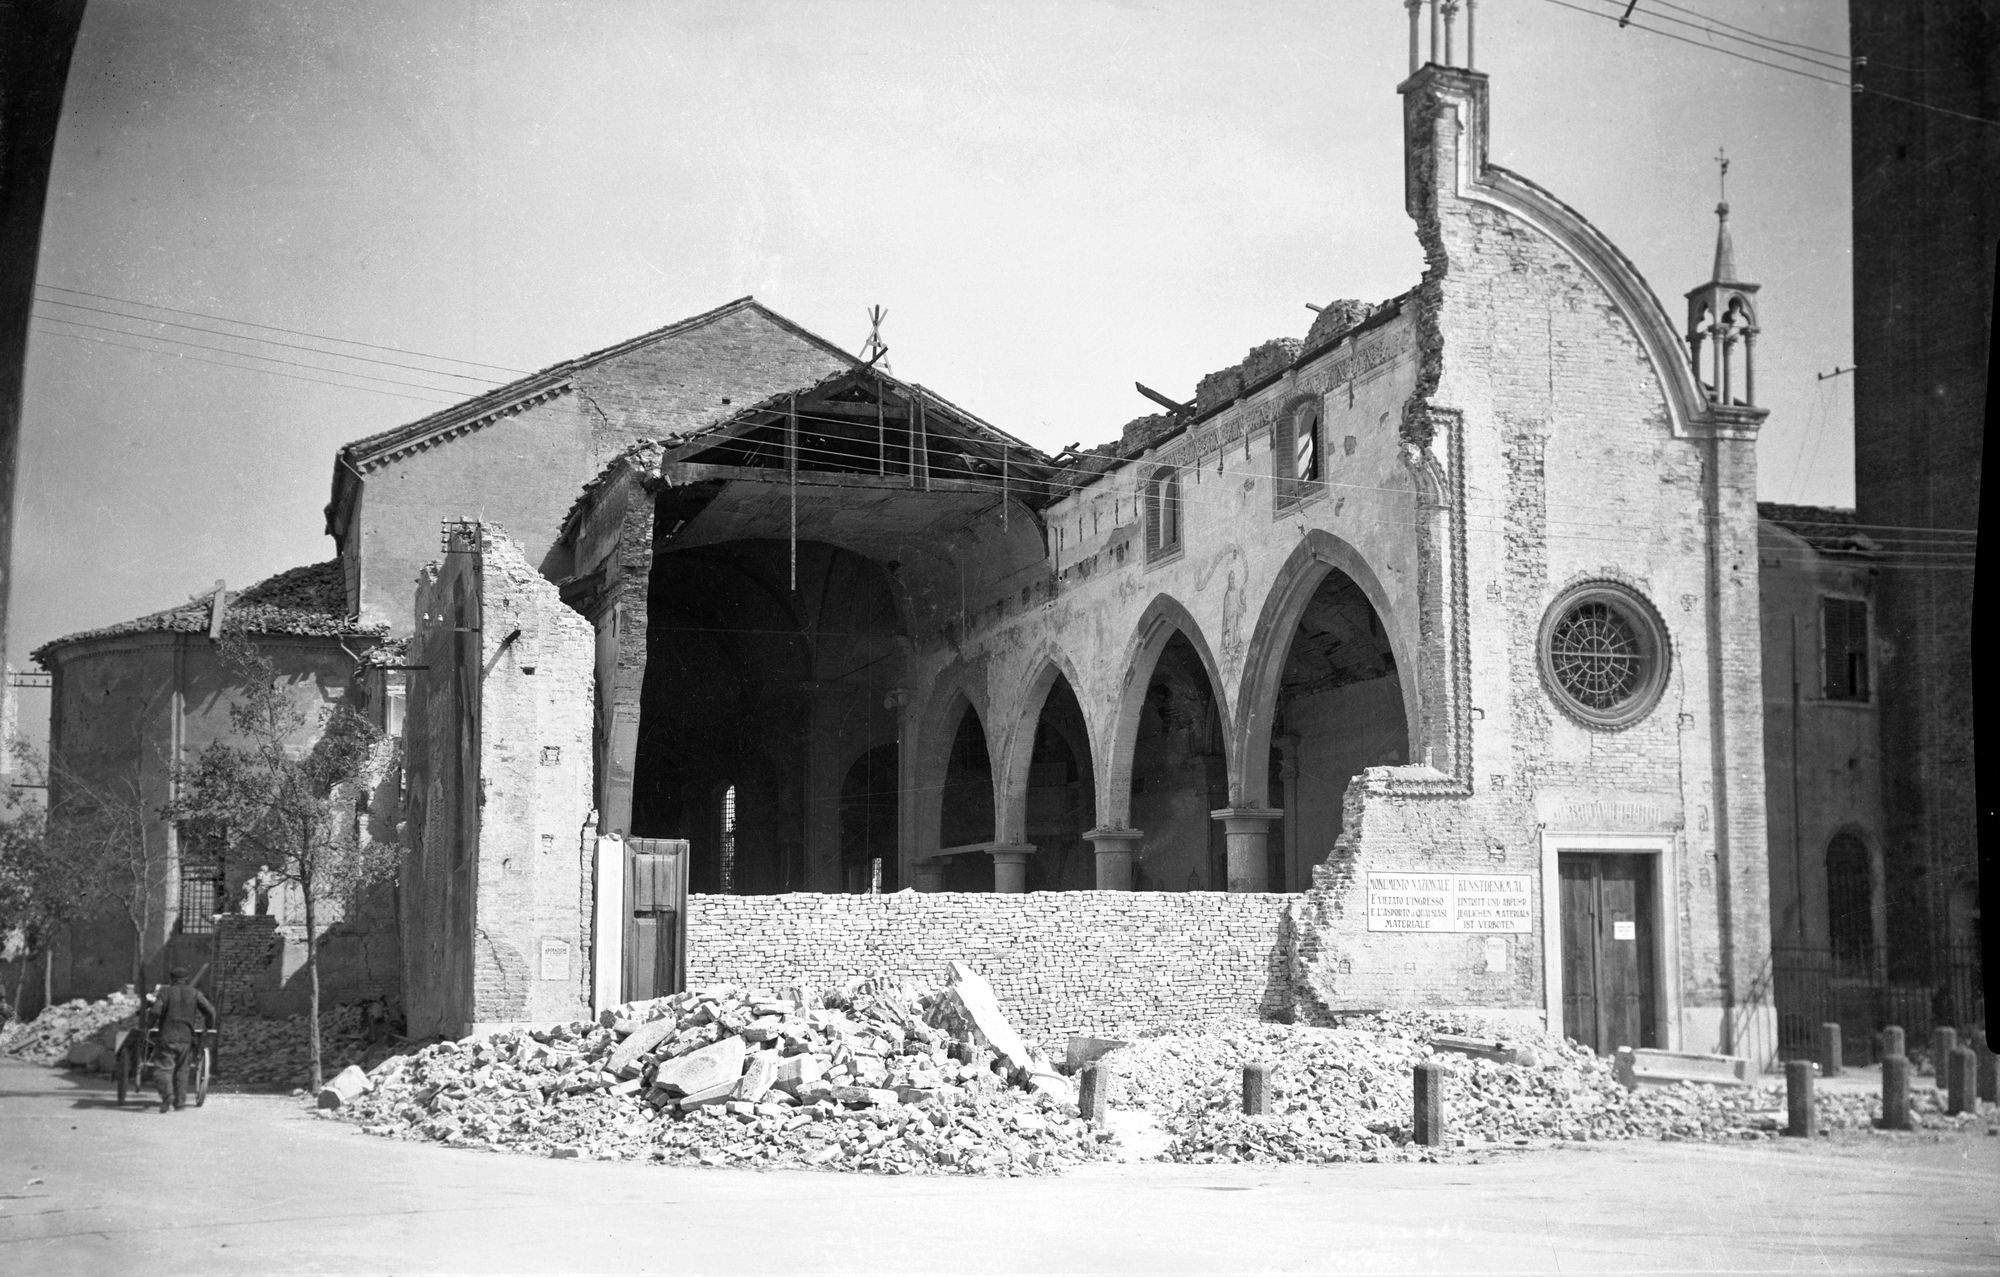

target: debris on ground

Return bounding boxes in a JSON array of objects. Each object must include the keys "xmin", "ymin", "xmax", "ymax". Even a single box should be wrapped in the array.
[
  {"xmin": 218, "ymin": 1005, "xmax": 407, "ymax": 1089},
  {"xmin": 1, "ymin": 990, "xmax": 405, "ymax": 1087},
  {"xmin": 337, "ymin": 971, "xmax": 1114, "ymax": 1175},
  {"xmin": 0, "ymin": 992, "xmax": 140, "ymax": 1065},
  {"xmin": 1098, "ymin": 1012, "xmax": 1991, "ymax": 1164}
]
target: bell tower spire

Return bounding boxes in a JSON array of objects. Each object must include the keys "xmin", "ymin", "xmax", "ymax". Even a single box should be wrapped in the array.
[{"xmin": 1686, "ymin": 149, "xmax": 1761, "ymax": 407}]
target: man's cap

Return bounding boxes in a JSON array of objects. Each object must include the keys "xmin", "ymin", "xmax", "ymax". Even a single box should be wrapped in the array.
[{"xmin": 169, "ymin": 966, "xmax": 189, "ymax": 979}]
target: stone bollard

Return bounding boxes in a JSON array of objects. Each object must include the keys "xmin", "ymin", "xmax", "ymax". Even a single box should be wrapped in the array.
[
  {"xmin": 1243, "ymin": 1063, "xmax": 1272, "ymax": 1116},
  {"xmin": 1078, "ymin": 1061, "xmax": 1109, "ymax": 1126},
  {"xmin": 1785, "ymin": 1060, "xmax": 1816, "ymax": 1138},
  {"xmin": 1931, "ymin": 1027, "xmax": 1957, "ymax": 1081},
  {"xmin": 1818, "ymin": 1022, "xmax": 1843, "ymax": 1077},
  {"xmin": 1946, "ymin": 1046, "xmax": 1976, "ymax": 1115},
  {"xmin": 1880, "ymin": 1025, "xmax": 1905, "ymax": 1062},
  {"xmin": 1977, "ymin": 1032, "xmax": 1998, "ymax": 1105},
  {"xmin": 1879, "ymin": 1054, "xmax": 1911, "ymax": 1131},
  {"xmin": 1413, "ymin": 1061, "xmax": 1445, "ymax": 1147}
]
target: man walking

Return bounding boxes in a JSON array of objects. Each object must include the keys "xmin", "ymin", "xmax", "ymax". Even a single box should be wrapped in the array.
[{"xmin": 151, "ymin": 966, "xmax": 216, "ymax": 1113}]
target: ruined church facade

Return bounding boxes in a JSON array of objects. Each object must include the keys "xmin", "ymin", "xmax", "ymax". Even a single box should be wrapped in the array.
[{"xmin": 392, "ymin": 59, "xmax": 1775, "ymax": 1061}]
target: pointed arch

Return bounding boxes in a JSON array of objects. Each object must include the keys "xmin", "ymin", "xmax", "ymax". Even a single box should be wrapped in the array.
[
  {"xmin": 1232, "ymin": 529, "xmax": 1418, "ymax": 810},
  {"xmin": 909, "ymin": 672, "xmax": 996, "ymax": 858},
  {"xmin": 1100, "ymin": 593, "xmax": 1233, "ymax": 829},
  {"xmin": 993, "ymin": 647, "xmax": 1096, "ymax": 846}
]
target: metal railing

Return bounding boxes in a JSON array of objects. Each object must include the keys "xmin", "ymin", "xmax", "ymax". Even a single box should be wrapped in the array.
[{"xmin": 1771, "ymin": 943, "xmax": 1986, "ymax": 1061}]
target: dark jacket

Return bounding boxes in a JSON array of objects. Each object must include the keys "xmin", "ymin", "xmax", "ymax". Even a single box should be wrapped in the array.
[{"xmin": 153, "ymin": 983, "xmax": 216, "ymax": 1045}]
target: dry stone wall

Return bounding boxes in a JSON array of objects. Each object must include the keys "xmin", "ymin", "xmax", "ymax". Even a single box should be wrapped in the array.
[{"xmin": 686, "ymin": 891, "xmax": 1297, "ymax": 1050}]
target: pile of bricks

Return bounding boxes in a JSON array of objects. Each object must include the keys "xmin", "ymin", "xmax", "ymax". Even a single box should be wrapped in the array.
[
  {"xmin": 1100, "ymin": 1013, "xmax": 1992, "ymax": 1164},
  {"xmin": 219, "ymin": 1003, "xmax": 405, "ymax": 1089},
  {"xmin": 334, "ymin": 969, "xmax": 1114, "ymax": 1174},
  {"xmin": 0, "ymin": 992, "xmax": 141, "ymax": 1066}
]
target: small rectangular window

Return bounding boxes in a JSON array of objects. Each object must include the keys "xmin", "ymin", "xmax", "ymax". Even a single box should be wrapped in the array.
[{"xmin": 1821, "ymin": 597, "xmax": 1869, "ymax": 701}]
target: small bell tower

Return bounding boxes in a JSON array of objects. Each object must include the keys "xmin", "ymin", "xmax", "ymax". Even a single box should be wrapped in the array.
[{"xmin": 1685, "ymin": 151, "xmax": 1761, "ymax": 407}]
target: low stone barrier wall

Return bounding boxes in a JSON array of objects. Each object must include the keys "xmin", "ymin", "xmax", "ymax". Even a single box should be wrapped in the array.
[{"xmin": 686, "ymin": 891, "xmax": 1299, "ymax": 1050}]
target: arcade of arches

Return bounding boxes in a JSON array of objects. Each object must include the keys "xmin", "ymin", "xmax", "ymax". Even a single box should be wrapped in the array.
[{"xmin": 620, "ymin": 534, "xmax": 1409, "ymax": 897}]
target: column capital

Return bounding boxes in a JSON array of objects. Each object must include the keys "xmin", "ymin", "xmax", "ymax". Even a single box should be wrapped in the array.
[
  {"xmin": 1210, "ymin": 807, "xmax": 1283, "ymax": 826},
  {"xmin": 1082, "ymin": 826, "xmax": 1145, "ymax": 844}
]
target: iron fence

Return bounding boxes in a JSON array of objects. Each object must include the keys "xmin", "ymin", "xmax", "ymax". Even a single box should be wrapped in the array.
[{"xmin": 1771, "ymin": 943, "xmax": 1986, "ymax": 1062}]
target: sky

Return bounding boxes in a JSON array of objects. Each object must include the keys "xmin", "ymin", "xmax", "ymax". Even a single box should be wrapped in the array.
[{"xmin": 12, "ymin": 0, "xmax": 1857, "ymax": 695}]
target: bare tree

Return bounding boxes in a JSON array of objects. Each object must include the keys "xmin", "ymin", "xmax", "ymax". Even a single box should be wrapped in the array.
[{"xmin": 165, "ymin": 637, "xmax": 394, "ymax": 1091}]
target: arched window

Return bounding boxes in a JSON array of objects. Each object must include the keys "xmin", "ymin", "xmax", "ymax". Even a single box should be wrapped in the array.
[
  {"xmin": 1825, "ymin": 831, "xmax": 1873, "ymax": 978},
  {"xmin": 1145, "ymin": 465, "xmax": 1182, "ymax": 560},
  {"xmin": 1273, "ymin": 398, "xmax": 1323, "ymax": 508}
]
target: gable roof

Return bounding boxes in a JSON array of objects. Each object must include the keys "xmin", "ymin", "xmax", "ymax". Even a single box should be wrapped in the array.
[
  {"xmin": 1758, "ymin": 502, "xmax": 1880, "ymax": 556},
  {"xmin": 33, "ymin": 561, "xmax": 384, "ymax": 667},
  {"xmin": 333, "ymin": 297, "xmax": 857, "ymax": 473}
]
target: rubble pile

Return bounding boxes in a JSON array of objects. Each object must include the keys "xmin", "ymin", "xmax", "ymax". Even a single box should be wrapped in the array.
[
  {"xmin": 219, "ymin": 1005, "xmax": 405, "ymax": 1089},
  {"xmin": 1102, "ymin": 1012, "xmax": 1991, "ymax": 1164},
  {"xmin": 0, "ymin": 992, "xmax": 141, "ymax": 1065},
  {"xmin": 337, "ymin": 970, "xmax": 1113, "ymax": 1175}
]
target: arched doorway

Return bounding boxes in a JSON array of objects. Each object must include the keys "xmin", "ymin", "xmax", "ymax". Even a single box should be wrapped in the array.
[
  {"xmin": 839, "ymin": 744, "xmax": 899, "ymax": 893},
  {"xmin": 1022, "ymin": 675, "xmax": 1094, "ymax": 891},
  {"xmin": 939, "ymin": 705, "xmax": 995, "ymax": 891},
  {"xmin": 1128, "ymin": 631, "xmax": 1228, "ymax": 891},
  {"xmin": 629, "ymin": 540, "xmax": 904, "ymax": 893},
  {"xmin": 1262, "ymin": 565, "xmax": 1408, "ymax": 889}
]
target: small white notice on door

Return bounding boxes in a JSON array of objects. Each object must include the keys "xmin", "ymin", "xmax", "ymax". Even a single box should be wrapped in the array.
[{"xmin": 1612, "ymin": 919, "xmax": 1637, "ymax": 941}]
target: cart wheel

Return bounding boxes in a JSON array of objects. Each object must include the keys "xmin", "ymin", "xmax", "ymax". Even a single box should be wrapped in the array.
[{"xmin": 195, "ymin": 1046, "xmax": 211, "ymax": 1107}]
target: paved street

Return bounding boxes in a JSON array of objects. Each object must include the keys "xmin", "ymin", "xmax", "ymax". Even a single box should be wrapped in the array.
[{"xmin": 3, "ymin": 1059, "xmax": 1995, "ymax": 1275}]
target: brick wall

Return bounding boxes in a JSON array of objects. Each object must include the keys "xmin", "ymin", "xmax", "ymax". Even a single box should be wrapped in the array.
[{"xmin": 686, "ymin": 891, "xmax": 1295, "ymax": 1050}]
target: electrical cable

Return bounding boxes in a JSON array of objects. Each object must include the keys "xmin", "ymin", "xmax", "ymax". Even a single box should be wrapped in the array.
[
  {"xmin": 1540, "ymin": 0, "xmax": 1849, "ymax": 87},
  {"xmin": 34, "ymin": 296, "xmax": 506, "ymax": 385},
  {"xmin": 1647, "ymin": 0, "xmax": 1851, "ymax": 64},
  {"xmin": 32, "ymin": 311, "xmax": 487, "ymax": 397},
  {"xmin": 28, "ymin": 324, "xmax": 462, "ymax": 406},
  {"xmin": 35, "ymin": 283, "xmax": 532, "ymax": 375}
]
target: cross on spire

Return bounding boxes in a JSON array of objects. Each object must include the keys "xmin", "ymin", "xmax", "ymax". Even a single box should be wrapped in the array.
[{"xmin": 1716, "ymin": 147, "xmax": 1729, "ymax": 206}]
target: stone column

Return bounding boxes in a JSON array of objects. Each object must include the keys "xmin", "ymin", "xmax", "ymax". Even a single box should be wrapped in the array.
[
  {"xmin": 987, "ymin": 844, "xmax": 1036, "ymax": 894},
  {"xmin": 910, "ymin": 860, "xmax": 945, "ymax": 893},
  {"xmin": 1083, "ymin": 827, "xmax": 1144, "ymax": 890},
  {"xmin": 1210, "ymin": 807, "xmax": 1283, "ymax": 893}
]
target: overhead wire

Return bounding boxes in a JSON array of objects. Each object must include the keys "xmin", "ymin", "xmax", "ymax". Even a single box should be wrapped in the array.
[
  {"xmin": 1540, "ymin": 0, "xmax": 1849, "ymax": 87},
  {"xmin": 1545, "ymin": 0, "xmax": 2000, "ymax": 126},
  {"xmin": 35, "ymin": 296, "xmax": 507, "ymax": 385},
  {"xmin": 1646, "ymin": 0, "xmax": 1851, "ymax": 64},
  {"xmin": 28, "ymin": 323, "xmax": 462, "ymax": 406},
  {"xmin": 35, "ymin": 283, "xmax": 532, "ymax": 376},
  {"xmin": 31, "ymin": 311, "xmax": 489, "ymax": 397}
]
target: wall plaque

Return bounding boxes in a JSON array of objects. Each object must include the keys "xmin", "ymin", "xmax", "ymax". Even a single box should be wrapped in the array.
[
  {"xmin": 539, "ymin": 938, "xmax": 571, "ymax": 981},
  {"xmin": 1365, "ymin": 872, "xmax": 1534, "ymax": 933}
]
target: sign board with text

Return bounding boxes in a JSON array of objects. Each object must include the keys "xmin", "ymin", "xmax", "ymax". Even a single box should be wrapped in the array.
[{"xmin": 1365, "ymin": 872, "xmax": 1534, "ymax": 933}]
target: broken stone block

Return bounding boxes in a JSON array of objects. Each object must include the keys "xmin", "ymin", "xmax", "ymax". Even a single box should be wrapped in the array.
[
  {"xmin": 772, "ymin": 1052, "xmax": 826, "ymax": 1094},
  {"xmin": 1065, "ymin": 1035, "xmax": 1129, "ymax": 1071},
  {"xmin": 317, "ymin": 1063, "xmax": 372, "ymax": 1110},
  {"xmin": 734, "ymin": 1051, "xmax": 780, "ymax": 1102},
  {"xmin": 607, "ymin": 1017, "xmax": 678, "ymax": 1077},
  {"xmin": 926, "ymin": 961, "xmax": 1039, "ymax": 1081},
  {"xmin": 654, "ymin": 1034, "xmax": 746, "ymax": 1097},
  {"xmin": 832, "ymin": 1085, "xmax": 898, "ymax": 1107},
  {"xmin": 675, "ymin": 1078, "xmax": 739, "ymax": 1111},
  {"xmin": 794, "ymin": 1079, "xmax": 837, "ymax": 1105}
]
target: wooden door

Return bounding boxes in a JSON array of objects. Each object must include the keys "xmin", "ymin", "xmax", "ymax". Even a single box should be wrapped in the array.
[
  {"xmin": 1559, "ymin": 853, "xmax": 1658, "ymax": 1054},
  {"xmin": 623, "ymin": 837, "xmax": 689, "ymax": 1002}
]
